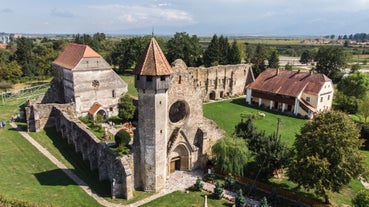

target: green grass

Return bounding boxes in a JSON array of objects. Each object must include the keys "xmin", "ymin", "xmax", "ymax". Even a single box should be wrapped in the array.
[
  {"xmin": 203, "ymin": 98, "xmax": 306, "ymax": 146},
  {"xmin": 120, "ymin": 73, "xmax": 137, "ymax": 98},
  {"xmin": 0, "ymin": 125, "xmax": 102, "ymax": 207},
  {"xmin": 29, "ymin": 128, "xmax": 154, "ymax": 205},
  {"xmin": 141, "ymin": 190, "xmax": 233, "ymax": 207}
]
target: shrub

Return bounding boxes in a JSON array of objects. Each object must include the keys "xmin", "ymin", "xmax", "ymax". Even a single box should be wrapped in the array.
[
  {"xmin": 224, "ymin": 174, "xmax": 235, "ymax": 190},
  {"xmin": 115, "ymin": 130, "xmax": 131, "ymax": 147},
  {"xmin": 213, "ymin": 181, "xmax": 223, "ymax": 200},
  {"xmin": 352, "ymin": 189, "xmax": 369, "ymax": 207},
  {"xmin": 194, "ymin": 177, "xmax": 203, "ymax": 191},
  {"xmin": 235, "ymin": 189, "xmax": 246, "ymax": 207}
]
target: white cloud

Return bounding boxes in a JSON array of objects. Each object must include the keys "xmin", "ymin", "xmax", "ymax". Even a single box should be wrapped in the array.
[
  {"xmin": 92, "ymin": 4, "xmax": 194, "ymax": 28},
  {"xmin": 50, "ymin": 8, "xmax": 75, "ymax": 18}
]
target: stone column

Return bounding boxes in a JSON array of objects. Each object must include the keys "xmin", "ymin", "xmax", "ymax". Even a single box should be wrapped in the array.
[
  {"xmin": 258, "ymin": 98, "xmax": 262, "ymax": 106},
  {"xmin": 270, "ymin": 100, "xmax": 273, "ymax": 110},
  {"xmin": 246, "ymin": 88, "xmax": 252, "ymax": 104},
  {"xmin": 294, "ymin": 98, "xmax": 299, "ymax": 115},
  {"xmin": 282, "ymin": 103, "xmax": 286, "ymax": 112}
]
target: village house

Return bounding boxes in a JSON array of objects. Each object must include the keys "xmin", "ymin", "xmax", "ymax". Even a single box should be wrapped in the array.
[{"xmin": 245, "ymin": 68, "xmax": 333, "ymax": 119}]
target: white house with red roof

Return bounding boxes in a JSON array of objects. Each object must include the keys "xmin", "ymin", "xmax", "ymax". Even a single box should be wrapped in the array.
[
  {"xmin": 51, "ymin": 43, "xmax": 127, "ymax": 118},
  {"xmin": 245, "ymin": 68, "xmax": 333, "ymax": 119}
]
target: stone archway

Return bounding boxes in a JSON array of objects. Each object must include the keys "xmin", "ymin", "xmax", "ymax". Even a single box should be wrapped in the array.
[
  {"xmin": 209, "ymin": 91, "xmax": 216, "ymax": 100},
  {"xmin": 96, "ymin": 109, "xmax": 107, "ymax": 120},
  {"xmin": 169, "ymin": 144, "xmax": 190, "ymax": 173}
]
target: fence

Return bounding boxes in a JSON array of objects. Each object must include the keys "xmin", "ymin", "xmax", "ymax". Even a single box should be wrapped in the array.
[{"xmin": 1, "ymin": 83, "xmax": 49, "ymax": 105}]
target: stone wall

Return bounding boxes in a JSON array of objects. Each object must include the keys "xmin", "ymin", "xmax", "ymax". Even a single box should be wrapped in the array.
[
  {"xmin": 188, "ymin": 64, "xmax": 254, "ymax": 101},
  {"xmin": 25, "ymin": 103, "xmax": 134, "ymax": 199}
]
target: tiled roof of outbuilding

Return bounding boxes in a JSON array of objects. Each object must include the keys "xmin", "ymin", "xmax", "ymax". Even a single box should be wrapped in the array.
[
  {"xmin": 53, "ymin": 43, "xmax": 101, "ymax": 69},
  {"xmin": 246, "ymin": 69, "xmax": 330, "ymax": 97},
  {"xmin": 133, "ymin": 38, "xmax": 173, "ymax": 76}
]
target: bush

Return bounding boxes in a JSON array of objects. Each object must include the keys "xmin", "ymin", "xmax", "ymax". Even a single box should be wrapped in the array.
[
  {"xmin": 213, "ymin": 181, "xmax": 223, "ymax": 200},
  {"xmin": 235, "ymin": 189, "xmax": 246, "ymax": 207},
  {"xmin": 352, "ymin": 189, "xmax": 369, "ymax": 207},
  {"xmin": 194, "ymin": 177, "xmax": 203, "ymax": 191},
  {"xmin": 115, "ymin": 130, "xmax": 131, "ymax": 147},
  {"xmin": 224, "ymin": 174, "xmax": 235, "ymax": 190}
]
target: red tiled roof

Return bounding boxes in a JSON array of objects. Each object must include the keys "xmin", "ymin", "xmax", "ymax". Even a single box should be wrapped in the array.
[
  {"xmin": 53, "ymin": 43, "xmax": 101, "ymax": 69},
  {"xmin": 246, "ymin": 69, "xmax": 330, "ymax": 97},
  {"xmin": 133, "ymin": 38, "xmax": 173, "ymax": 76},
  {"xmin": 88, "ymin": 102, "xmax": 102, "ymax": 116},
  {"xmin": 0, "ymin": 43, "xmax": 7, "ymax": 49}
]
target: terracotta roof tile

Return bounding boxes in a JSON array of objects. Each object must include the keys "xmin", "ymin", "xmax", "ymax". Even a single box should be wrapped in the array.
[
  {"xmin": 133, "ymin": 38, "xmax": 173, "ymax": 76},
  {"xmin": 88, "ymin": 102, "xmax": 102, "ymax": 115},
  {"xmin": 246, "ymin": 69, "xmax": 331, "ymax": 97},
  {"xmin": 53, "ymin": 43, "xmax": 101, "ymax": 69}
]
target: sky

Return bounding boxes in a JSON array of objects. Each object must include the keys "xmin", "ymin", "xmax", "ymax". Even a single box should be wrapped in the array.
[{"xmin": 1, "ymin": 0, "xmax": 369, "ymax": 36}]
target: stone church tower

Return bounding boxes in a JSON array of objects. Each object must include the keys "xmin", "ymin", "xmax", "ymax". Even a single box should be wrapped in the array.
[{"xmin": 133, "ymin": 38, "xmax": 173, "ymax": 192}]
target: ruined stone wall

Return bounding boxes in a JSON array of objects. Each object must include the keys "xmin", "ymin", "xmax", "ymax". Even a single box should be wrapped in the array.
[
  {"xmin": 166, "ymin": 60, "xmax": 226, "ymax": 174},
  {"xmin": 25, "ymin": 103, "xmax": 134, "ymax": 199},
  {"xmin": 188, "ymin": 64, "xmax": 254, "ymax": 101},
  {"xmin": 53, "ymin": 107, "xmax": 134, "ymax": 199}
]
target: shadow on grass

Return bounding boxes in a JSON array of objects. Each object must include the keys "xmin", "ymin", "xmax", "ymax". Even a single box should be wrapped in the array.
[
  {"xmin": 44, "ymin": 127, "xmax": 111, "ymax": 197},
  {"xmin": 34, "ymin": 169, "xmax": 77, "ymax": 186}
]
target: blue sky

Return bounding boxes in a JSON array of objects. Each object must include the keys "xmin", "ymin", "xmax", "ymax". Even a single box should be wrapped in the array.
[{"xmin": 1, "ymin": 0, "xmax": 369, "ymax": 36}]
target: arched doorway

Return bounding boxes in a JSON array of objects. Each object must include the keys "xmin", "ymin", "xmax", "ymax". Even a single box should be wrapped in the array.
[
  {"xmin": 209, "ymin": 91, "xmax": 216, "ymax": 100},
  {"xmin": 169, "ymin": 144, "xmax": 190, "ymax": 173},
  {"xmin": 96, "ymin": 109, "xmax": 107, "ymax": 120}
]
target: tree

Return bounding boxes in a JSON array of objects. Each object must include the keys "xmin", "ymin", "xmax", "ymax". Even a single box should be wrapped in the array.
[
  {"xmin": 285, "ymin": 63, "xmax": 293, "ymax": 70},
  {"xmin": 212, "ymin": 137, "xmax": 250, "ymax": 176},
  {"xmin": 118, "ymin": 94, "xmax": 136, "ymax": 122},
  {"xmin": 218, "ymin": 35, "xmax": 230, "ymax": 65},
  {"xmin": 299, "ymin": 50, "xmax": 314, "ymax": 65},
  {"xmin": 110, "ymin": 36, "xmax": 150, "ymax": 71},
  {"xmin": 14, "ymin": 37, "xmax": 37, "ymax": 77},
  {"xmin": 235, "ymin": 189, "xmax": 246, "ymax": 207},
  {"xmin": 203, "ymin": 34, "xmax": 220, "ymax": 67},
  {"xmin": 337, "ymin": 71, "xmax": 369, "ymax": 99},
  {"xmin": 352, "ymin": 189, "xmax": 369, "ymax": 207},
  {"xmin": 268, "ymin": 48, "xmax": 279, "ymax": 68},
  {"xmin": 315, "ymin": 46, "xmax": 349, "ymax": 79},
  {"xmin": 0, "ymin": 61, "xmax": 23, "ymax": 83},
  {"xmin": 234, "ymin": 118, "xmax": 265, "ymax": 152},
  {"xmin": 213, "ymin": 181, "xmax": 223, "ymax": 199},
  {"xmin": 251, "ymin": 44, "xmax": 267, "ymax": 77},
  {"xmin": 254, "ymin": 132, "xmax": 291, "ymax": 179},
  {"xmin": 334, "ymin": 91, "xmax": 359, "ymax": 114},
  {"xmin": 260, "ymin": 197, "xmax": 269, "ymax": 207},
  {"xmin": 166, "ymin": 32, "xmax": 202, "ymax": 67},
  {"xmin": 228, "ymin": 40, "xmax": 242, "ymax": 64},
  {"xmin": 288, "ymin": 111, "xmax": 365, "ymax": 204},
  {"xmin": 115, "ymin": 129, "xmax": 131, "ymax": 147},
  {"xmin": 358, "ymin": 96, "xmax": 369, "ymax": 122}
]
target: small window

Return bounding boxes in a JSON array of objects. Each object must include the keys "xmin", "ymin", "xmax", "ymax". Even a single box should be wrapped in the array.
[
  {"xmin": 328, "ymin": 95, "xmax": 330, "ymax": 100},
  {"xmin": 160, "ymin": 76, "xmax": 166, "ymax": 81},
  {"xmin": 178, "ymin": 75, "xmax": 182, "ymax": 84},
  {"xmin": 320, "ymin": 97, "xmax": 323, "ymax": 102},
  {"xmin": 109, "ymin": 107, "xmax": 113, "ymax": 111},
  {"xmin": 306, "ymin": 97, "xmax": 310, "ymax": 102},
  {"xmin": 146, "ymin": 76, "xmax": 153, "ymax": 82},
  {"xmin": 112, "ymin": 90, "xmax": 116, "ymax": 98}
]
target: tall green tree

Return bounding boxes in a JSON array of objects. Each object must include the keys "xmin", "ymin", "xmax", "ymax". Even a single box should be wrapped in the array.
[
  {"xmin": 166, "ymin": 32, "xmax": 202, "ymax": 67},
  {"xmin": 288, "ymin": 111, "xmax": 365, "ymax": 204},
  {"xmin": 251, "ymin": 44, "xmax": 267, "ymax": 77},
  {"xmin": 268, "ymin": 48, "xmax": 279, "ymax": 68},
  {"xmin": 203, "ymin": 34, "xmax": 220, "ymax": 67},
  {"xmin": 212, "ymin": 137, "xmax": 250, "ymax": 176},
  {"xmin": 14, "ymin": 37, "xmax": 37, "ymax": 77},
  {"xmin": 110, "ymin": 36, "xmax": 150, "ymax": 71},
  {"xmin": 0, "ymin": 61, "xmax": 23, "ymax": 83},
  {"xmin": 315, "ymin": 46, "xmax": 349, "ymax": 79},
  {"xmin": 299, "ymin": 49, "xmax": 314, "ymax": 65},
  {"xmin": 254, "ymin": 132, "xmax": 291, "ymax": 179},
  {"xmin": 358, "ymin": 96, "xmax": 369, "ymax": 122},
  {"xmin": 218, "ymin": 35, "xmax": 230, "ymax": 65},
  {"xmin": 118, "ymin": 94, "xmax": 137, "ymax": 122},
  {"xmin": 234, "ymin": 118, "xmax": 265, "ymax": 152},
  {"xmin": 337, "ymin": 71, "xmax": 369, "ymax": 99},
  {"xmin": 228, "ymin": 40, "xmax": 242, "ymax": 64}
]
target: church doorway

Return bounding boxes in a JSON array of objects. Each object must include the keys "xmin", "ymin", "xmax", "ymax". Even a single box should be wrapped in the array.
[
  {"xmin": 169, "ymin": 144, "xmax": 190, "ymax": 173},
  {"xmin": 209, "ymin": 91, "xmax": 216, "ymax": 100}
]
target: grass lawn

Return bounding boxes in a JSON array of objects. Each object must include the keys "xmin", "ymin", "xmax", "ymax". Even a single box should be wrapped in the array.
[
  {"xmin": 0, "ymin": 125, "xmax": 102, "ymax": 207},
  {"xmin": 120, "ymin": 73, "xmax": 138, "ymax": 98},
  {"xmin": 141, "ymin": 190, "xmax": 233, "ymax": 207},
  {"xmin": 203, "ymin": 98, "xmax": 306, "ymax": 146}
]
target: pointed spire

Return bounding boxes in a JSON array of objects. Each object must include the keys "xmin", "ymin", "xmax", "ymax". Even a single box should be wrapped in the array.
[{"xmin": 133, "ymin": 38, "xmax": 173, "ymax": 76}]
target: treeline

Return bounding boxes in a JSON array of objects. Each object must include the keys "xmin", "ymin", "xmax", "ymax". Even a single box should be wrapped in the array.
[{"xmin": 337, "ymin": 33, "xmax": 369, "ymax": 42}]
